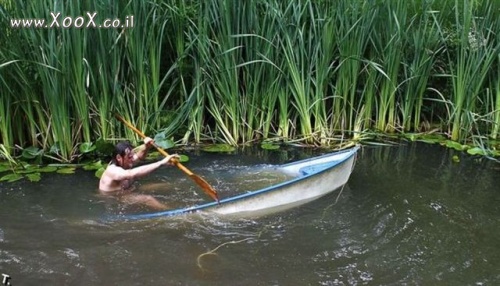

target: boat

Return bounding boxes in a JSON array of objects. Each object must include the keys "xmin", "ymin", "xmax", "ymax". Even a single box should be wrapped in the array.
[{"xmin": 114, "ymin": 145, "xmax": 360, "ymax": 221}]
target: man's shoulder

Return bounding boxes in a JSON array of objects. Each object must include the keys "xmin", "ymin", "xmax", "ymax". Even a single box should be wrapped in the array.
[{"xmin": 107, "ymin": 163, "xmax": 125, "ymax": 171}]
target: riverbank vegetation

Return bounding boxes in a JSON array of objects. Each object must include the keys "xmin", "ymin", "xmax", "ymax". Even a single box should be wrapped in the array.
[{"xmin": 1, "ymin": 0, "xmax": 500, "ymax": 167}]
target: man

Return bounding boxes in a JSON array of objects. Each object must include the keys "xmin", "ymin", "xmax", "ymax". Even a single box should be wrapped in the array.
[{"xmin": 99, "ymin": 137, "xmax": 179, "ymax": 210}]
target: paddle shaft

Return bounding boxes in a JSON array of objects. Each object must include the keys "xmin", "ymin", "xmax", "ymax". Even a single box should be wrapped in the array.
[{"xmin": 116, "ymin": 115, "xmax": 219, "ymax": 202}]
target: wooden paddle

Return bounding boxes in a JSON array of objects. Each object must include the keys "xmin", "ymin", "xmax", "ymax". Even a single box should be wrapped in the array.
[{"xmin": 115, "ymin": 114, "xmax": 219, "ymax": 203}]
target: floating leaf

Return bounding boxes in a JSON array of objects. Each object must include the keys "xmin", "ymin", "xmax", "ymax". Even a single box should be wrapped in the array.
[
  {"xmin": 466, "ymin": 147, "xmax": 486, "ymax": 156},
  {"xmin": 179, "ymin": 154, "xmax": 189, "ymax": 163},
  {"xmin": 0, "ymin": 165, "xmax": 12, "ymax": 173},
  {"xmin": 57, "ymin": 167, "xmax": 76, "ymax": 174},
  {"xmin": 36, "ymin": 166, "xmax": 58, "ymax": 173},
  {"xmin": 83, "ymin": 160, "xmax": 104, "ymax": 171},
  {"xmin": 95, "ymin": 167, "xmax": 105, "ymax": 178},
  {"xmin": 0, "ymin": 173, "xmax": 23, "ymax": 182},
  {"xmin": 79, "ymin": 142, "xmax": 96, "ymax": 154},
  {"xmin": 21, "ymin": 146, "xmax": 43, "ymax": 159},
  {"xmin": 25, "ymin": 172, "xmax": 41, "ymax": 182},
  {"xmin": 420, "ymin": 134, "xmax": 447, "ymax": 144},
  {"xmin": 154, "ymin": 132, "xmax": 175, "ymax": 149},
  {"xmin": 17, "ymin": 169, "xmax": 36, "ymax": 174},
  {"xmin": 202, "ymin": 144, "xmax": 236, "ymax": 153},
  {"xmin": 404, "ymin": 133, "xmax": 417, "ymax": 142},
  {"xmin": 452, "ymin": 155, "xmax": 460, "ymax": 163},
  {"xmin": 261, "ymin": 143, "xmax": 280, "ymax": 150},
  {"xmin": 444, "ymin": 140, "xmax": 467, "ymax": 151},
  {"xmin": 145, "ymin": 151, "xmax": 161, "ymax": 160}
]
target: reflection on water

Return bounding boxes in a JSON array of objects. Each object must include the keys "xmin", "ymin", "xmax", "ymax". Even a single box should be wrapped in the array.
[{"xmin": 0, "ymin": 143, "xmax": 499, "ymax": 285}]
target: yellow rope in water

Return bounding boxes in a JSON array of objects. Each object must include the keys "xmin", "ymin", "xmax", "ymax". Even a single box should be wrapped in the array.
[{"xmin": 196, "ymin": 237, "xmax": 252, "ymax": 271}]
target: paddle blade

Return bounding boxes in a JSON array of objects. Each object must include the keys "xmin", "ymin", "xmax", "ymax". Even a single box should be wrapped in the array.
[{"xmin": 190, "ymin": 174, "xmax": 219, "ymax": 203}]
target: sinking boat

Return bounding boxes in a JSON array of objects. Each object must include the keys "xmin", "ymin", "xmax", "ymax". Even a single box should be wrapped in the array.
[{"xmin": 115, "ymin": 146, "xmax": 359, "ymax": 221}]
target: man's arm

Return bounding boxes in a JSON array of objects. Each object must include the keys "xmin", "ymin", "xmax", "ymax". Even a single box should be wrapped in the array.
[
  {"xmin": 109, "ymin": 154, "xmax": 178, "ymax": 181},
  {"xmin": 133, "ymin": 137, "xmax": 154, "ymax": 162}
]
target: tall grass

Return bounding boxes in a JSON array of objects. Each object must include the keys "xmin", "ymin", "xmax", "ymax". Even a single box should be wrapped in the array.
[
  {"xmin": 400, "ymin": 3, "xmax": 442, "ymax": 132},
  {"xmin": 278, "ymin": 0, "xmax": 341, "ymax": 144},
  {"xmin": 1, "ymin": 0, "xmax": 500, "ymax": 163},
  {"xmin": 442, "ymin": 0, "xmax": 500, "ymax": 142},
  {"xmin": 1, "ymin": 0, "xmax": 175, "ymax": 161},
  {"xmin": 332, "ymin": 0, "xmax": 376, "ymax": 134},
  {"xmin": 491, "ymin": 60, "xmax": 500, "ymax": 140},
  {"xmin": 371, "ymin": 1, "xmax": 407, "ymax": 133}
]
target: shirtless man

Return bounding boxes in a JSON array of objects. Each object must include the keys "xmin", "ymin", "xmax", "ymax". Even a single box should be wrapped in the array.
[{"xmin": 99, "ymin": 137, "xmax": 179, "ymax": 210}]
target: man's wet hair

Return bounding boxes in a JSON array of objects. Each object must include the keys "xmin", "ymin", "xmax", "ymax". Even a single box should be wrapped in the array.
[{"xmin": 112, "ymin": 141, "xmax": 134, "ymax": 164}]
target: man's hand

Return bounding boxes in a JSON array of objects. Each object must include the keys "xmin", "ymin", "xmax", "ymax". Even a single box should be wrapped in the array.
[
  {"xmin": 144, "ymin": 137, "xmax": 154, "ymax": 148},
  {"xmin": 161, "ymin": 154, "xmax": 180, "ymax": 166}
]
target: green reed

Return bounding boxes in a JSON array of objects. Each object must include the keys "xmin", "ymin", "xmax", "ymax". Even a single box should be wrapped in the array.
[
  {"xmin": 236, "ymin": 2, "xmax": 275, "ymax": 142},
  {"xmin": 443, "ymin": 0, "xmax": 500, "ymax": 142},
  {"xmin": 2, "ymin": 0, "xmax": 500, "ymax": 162},
  {"xmin": 193, "ymin": 0, "xmax": 240, "ymax": 145},
  {"xmin": 14, "ymin": 1, "xmax": 75, "ymax": 161},
  {"xmin": 0, "ymin": 79, "xmax": 13, "ymax": 153},
  {"xmin": 86, "ymin": 12, "xmax": 123, "ymax": 141},
  {"xmin": 279, "ymin": 3, "xmax": 311, "ymax": 142},
  {"xmin": 232, "ymin": 1, "xmax": 289, "ymax": 142},
  {"xmin": 251, "ymin": 2, "xmax": 289, "ymax": 140},
  {"xmin": 400, "ymin": 4, "xmax": 442, "ymax": 132},
  {"xmin": 121, "ymin": 0, "xmax": 165, "ymax": 135},
  {"xmin": 371, "ymin": 1, "xmax": 407, "ymax": 133},
  {"xmin": 332, "ymin": 0, "xmax": 376, "ymax": 134},
  {"xmin": 492, "ymin": 62, "xmax": 500, "ymax": 140},
  {"xmin": 278, "ymin": 0, "xmax": 339, "ymax": 144}
]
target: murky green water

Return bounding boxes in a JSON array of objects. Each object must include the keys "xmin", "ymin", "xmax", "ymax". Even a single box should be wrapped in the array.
[{"xmin": 0, "ymin": 143, "xmax": 499, "ymax": 285}]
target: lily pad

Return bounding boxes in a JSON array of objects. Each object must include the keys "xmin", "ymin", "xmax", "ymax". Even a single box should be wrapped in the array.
[
  {"xmin": 403, "ymin": 133, "xmax": 418, "ymax": 142},
  {"xmin": 179, "ymin": 154, "xmax": 189, "ymax": 163},
  {"xmin": 36, "ymin": 166, "xmax": 58, "ymax": 173},
  {"xmin": 0, "ymin": 164, "xmax": 12, "ymax": 173},
  {"xmin": 145, "ymin": 151, "xmax": 161, "ymax": 160},
  {"xmin": 57, "ymin": 167, "xmax": 76, "ymax": 175},
  {"xmin": 0, "ymin": 173, "xmax": 23, "ymax": 182},
  {"xmin": 17, "ymin": 169, "xmax": 37, "ymax": 174},
  {"xmin": 146, "ymin": 152, "xmax": 189, "ymax": 163},
  {"xmin": 466, "ymin": 147, "xmax": 487, "ymax": 156},
  {"xmin": 83, "ymin": 160, "xmax": 104, "ymax": 171},
  {"xmin": 444, "ymin": 140, "xmax": 467, "ymax": 151},
  {"xmin": 261, "ymin": 142, "xmax": 280, "ymax": 150},
  {"xmin": 95, "ymin": 167, "xmax": 105, "ymax": 178},
  {"xmin": 415, "ymin": 133, "xmax": 447, "ymax": 144},
  {"xmin": 25, "ymin": 172, "xmax": 41, "ymax": 182},
  {"xmin": 154, "ymin": 132, "xmax": 175, "ymax": 149},
  {"xmin": 202, "ymin": 144, "xmax": 236, "ymax": 153}
]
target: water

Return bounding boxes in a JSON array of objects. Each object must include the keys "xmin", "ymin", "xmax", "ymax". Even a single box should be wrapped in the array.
[{"xmin": 0, "ymin": 143, "xmax": 499, "ymax": 285}]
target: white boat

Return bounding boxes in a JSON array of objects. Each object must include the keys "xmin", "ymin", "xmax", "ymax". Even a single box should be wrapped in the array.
[{"xmin": 115, "ymin": 146, "xmax": 359, "ymax": 220}]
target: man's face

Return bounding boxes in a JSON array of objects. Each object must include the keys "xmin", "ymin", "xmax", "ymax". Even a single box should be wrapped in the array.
[{"xmin": 118, "ymin": 148, "xmax": 135, "ymax": 169}]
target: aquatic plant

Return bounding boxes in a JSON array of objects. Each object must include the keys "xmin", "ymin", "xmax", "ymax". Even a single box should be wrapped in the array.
[
  {"xmin": 332, "ymin": 0, "xmax": 376, "ymax": 134},
  {"xmin": 1, "ymin": 0, "xmax": 500, "ymax": 165},
  {"xmin": 439, "ymin": 0, "xmax": 500, "ymax": 142}
]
